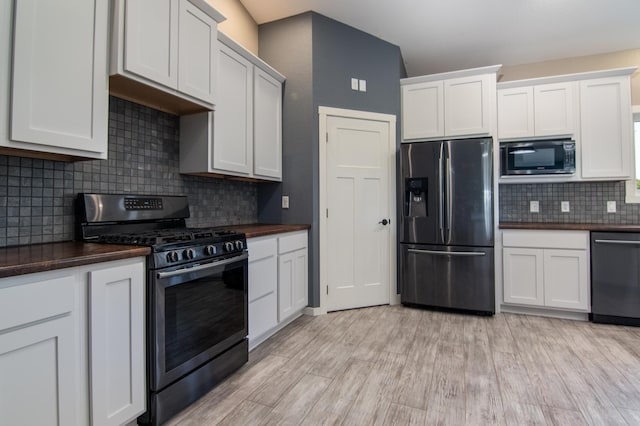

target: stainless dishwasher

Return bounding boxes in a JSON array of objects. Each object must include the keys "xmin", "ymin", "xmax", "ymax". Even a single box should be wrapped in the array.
[{"xmin": 591, "ymin": 232, "xmax": 640, "ymax": 326}]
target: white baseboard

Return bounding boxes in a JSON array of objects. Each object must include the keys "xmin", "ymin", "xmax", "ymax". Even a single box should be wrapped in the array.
[{"xmin": 303, "ymin": 306, "xmax": 326, "ymax": 316}]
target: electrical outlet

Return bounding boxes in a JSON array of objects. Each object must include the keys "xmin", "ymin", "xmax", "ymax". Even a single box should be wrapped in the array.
[
  {"xmin": 351, "ymin": 78, "xmax": 359, "ymax": 91},
  {"xmin": 607, "ymin": 201, "xmax": 617, "ymax": 213},
  {"xmin": 561, "ymin": 201, "xmax": 570, "ymax": 213},
  {"xmin": 529, "ymin": 201, "xmax": 540, "ymax": 213},
  {"xmin": 282, "ymin": 195, "xmax": 290, "ymax": 209}
]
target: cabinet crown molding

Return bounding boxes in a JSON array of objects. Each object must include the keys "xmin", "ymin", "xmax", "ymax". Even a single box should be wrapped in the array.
[
  {"xmin": 497, "ymin": 66, "xmax": 637, "ymax": 89},
  {"xmin": 400, "ymin": 64, "xmax": 502, "ymax": 85}
]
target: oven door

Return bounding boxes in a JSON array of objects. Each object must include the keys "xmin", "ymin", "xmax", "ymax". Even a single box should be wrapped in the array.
[{"xmin": 150, "ymin": 252, "xmax": 248, "ymax": 391}]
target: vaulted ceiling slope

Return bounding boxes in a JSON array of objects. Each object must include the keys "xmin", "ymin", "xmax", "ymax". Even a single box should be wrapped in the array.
[{"xmin": 239, "ymin": 0, "xmax": 640, "ymax": 77}]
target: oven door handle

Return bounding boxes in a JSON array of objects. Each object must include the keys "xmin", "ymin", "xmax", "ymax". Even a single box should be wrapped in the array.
[{"xmin": 157, "ymin": 251, "xmax": 248, "ymax": 279}]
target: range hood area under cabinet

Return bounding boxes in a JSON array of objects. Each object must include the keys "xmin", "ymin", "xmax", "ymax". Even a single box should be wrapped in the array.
[
  {"xmin": 109, "ymin": 0, "xmax": 225, "ymax": 116},
  {"xmin": 180, "ymin": 33, "xmax": 285, "ymax": 182}
]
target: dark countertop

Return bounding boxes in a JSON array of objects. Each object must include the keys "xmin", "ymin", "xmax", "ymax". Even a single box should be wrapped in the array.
[
  {"xmin": 500, "ymin": 222, "xmax": 640, "ymax": 232},
  {"xmin": 220, "ymin": 223, "xmax": 311, "ymax": 239},
  {"xmin": 0, "ymin": 242, "xmax": 151, "ymax": 279}
]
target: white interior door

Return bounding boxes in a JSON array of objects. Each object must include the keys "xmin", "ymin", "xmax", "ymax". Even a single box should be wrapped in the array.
[{"xmin": 325, "ymin": 115, "xmax": 392, "ymax": 311}]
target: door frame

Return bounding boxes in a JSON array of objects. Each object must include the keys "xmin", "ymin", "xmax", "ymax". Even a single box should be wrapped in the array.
[{"xmin": 316, "ymin": 106, "xmax": 399, "ymax": 315}]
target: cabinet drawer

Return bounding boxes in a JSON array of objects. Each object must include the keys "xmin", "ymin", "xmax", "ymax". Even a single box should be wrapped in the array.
[
  {"xmin": 248, "ymin": 236, "xmax": 277, "ymax": 261},
  {"xmin": 502, "ymin": 230, "xmax": 588, "ymax": 250},
  {"xmin": 0, "ymin": 276, "xmax": 75, "ymax": 331},
  {"xmin": 249, "ymin": 292, "xmax": 277, "ymax": 340},
  {"xmin": 278, "ymin": 231, "xmax": 308, "ymax": 254}
]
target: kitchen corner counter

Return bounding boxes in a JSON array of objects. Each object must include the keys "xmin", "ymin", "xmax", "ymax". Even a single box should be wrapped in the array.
[
  {"xmin": 0, "ymin": 242, "xmax": 151, "ymax": 278},
  {"xmin": 222, "ymin": 224, "xmax": 311, "ymax": 239},
  {"xmin": 500, "ymin": 222, "xmax": 640, "ymax": 232}
]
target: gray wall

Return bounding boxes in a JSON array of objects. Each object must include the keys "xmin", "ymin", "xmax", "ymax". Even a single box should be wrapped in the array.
[
  {"xmin": 258, "ymin": 12, "xmax": 404, "ymax": 307},
  {"xmin": 500, "ymin": 181, "xmax": 640, "ymax": 224},
  {"xmin": 0, "ymin": 96, "xmax": 257, "ymax": 247}
]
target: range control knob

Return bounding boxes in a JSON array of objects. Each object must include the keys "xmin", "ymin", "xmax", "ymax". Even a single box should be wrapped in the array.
[
  {"xmin": 235, "ymin": 240, "xmax": 244, "ymax": 250},
  {"xmin": 166, "ymin": 251, "xmax": 179, "ymax": 263},
  {"xmin": 204, "ymin": 245, "xmax": 217, "ymax": 256},
  {"xmin": 224, "ymin": 242, "xmax": 234, "ymax": 252},
  {"xmin": 183, "ymin": 248, "xmax": 196, "ymax": 260}
]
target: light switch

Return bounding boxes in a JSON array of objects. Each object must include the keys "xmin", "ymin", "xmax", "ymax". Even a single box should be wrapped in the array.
[
  {"xmin": 351, "ymin": 78, "xmax": 359, "ymax": 91},
  {"xmin": 282, "ymin": 195, "xmax": 289, "ymax": 209},
  {"xmin": 359, "ymin": 79, "xmax": 367, "ymax": 92},
  {"xmin": 529, "ymin": 201, "xmax": 539, "ymax": 213},
  {"xmin": 607, "ymin": 201, "xmax": 616, "ymax": 213},
  {"xmin": 561, "ymin": 201, "xmax": 570, "ymax": 213}
]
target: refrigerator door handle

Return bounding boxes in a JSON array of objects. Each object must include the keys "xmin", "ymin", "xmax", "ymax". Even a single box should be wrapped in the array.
[
  {"xmin": 438, "ymin": 143, "xmax": 445, "ymax": 243},
  {"xmin": 408, "ymin": 249, "xmax": 487, "ymax": 257},
  {"xmin": 445, "ymin": 141, "xmax": 453, "ymax": 244}
]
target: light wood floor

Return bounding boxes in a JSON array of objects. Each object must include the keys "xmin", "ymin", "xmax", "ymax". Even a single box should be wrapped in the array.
[{"xmin": 166, "ymin": 305, "xmax": 640, "ymax": 425}]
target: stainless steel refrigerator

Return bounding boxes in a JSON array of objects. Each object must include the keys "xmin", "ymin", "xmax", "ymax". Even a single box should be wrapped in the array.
[{"xmin": 399, "ymin": 138, "xmax": 495, "ymax": 314}]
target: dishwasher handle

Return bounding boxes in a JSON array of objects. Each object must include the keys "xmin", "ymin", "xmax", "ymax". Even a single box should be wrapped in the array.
[{"xmin": 593, "ymin": 239, "xmax": 640, "ymax": 246}]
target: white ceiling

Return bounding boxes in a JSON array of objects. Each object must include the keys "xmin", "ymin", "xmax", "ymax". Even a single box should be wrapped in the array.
[{"xmin": 239, "ymin": 0, "xmax": 640, "ymax": 77}]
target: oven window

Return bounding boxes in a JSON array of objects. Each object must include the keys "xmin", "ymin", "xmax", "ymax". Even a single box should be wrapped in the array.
[{"xmin": 164, "ymin": 264, "xmax": 245, "ymax": 371}]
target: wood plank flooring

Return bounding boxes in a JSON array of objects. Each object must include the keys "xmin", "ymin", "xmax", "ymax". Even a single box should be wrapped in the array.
[{"xmin": 166, "ymin": 305, "xmax": 640, "ymax": 425}]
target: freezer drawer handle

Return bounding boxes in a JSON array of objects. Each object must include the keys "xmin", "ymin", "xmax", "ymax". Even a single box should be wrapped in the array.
[
  {"xmin": 593, "ymin": 239, "xmax": 640, "ymax": 245},
  {"xmin": 408, "ymin": 249, "xmax": 486, "ymax": 256}
]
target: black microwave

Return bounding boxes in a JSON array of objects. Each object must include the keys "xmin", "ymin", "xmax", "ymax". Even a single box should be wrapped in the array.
[{"xmin": 500, "ymin": 139, "xmax": 576, "ymax": 176}]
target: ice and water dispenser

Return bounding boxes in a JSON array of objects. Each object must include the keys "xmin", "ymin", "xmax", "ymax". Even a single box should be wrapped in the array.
[{"xmin": 405, "ymin": 178, "xmax": 428, "ymax": 217}]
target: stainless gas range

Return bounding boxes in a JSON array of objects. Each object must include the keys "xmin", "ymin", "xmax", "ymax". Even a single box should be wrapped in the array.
[{"xmin": 76, "ymin": 193, "xmax": 248, "ymax": 425}]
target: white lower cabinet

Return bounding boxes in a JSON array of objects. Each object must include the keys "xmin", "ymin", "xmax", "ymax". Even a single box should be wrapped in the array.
[
  {"xmin": 247, "ymin": 236, "xmax": 278, "ymax": 343},
  {"xmin": 247, "ymin": 230, "xmax": 308, "ymax": 349},
  {"xmin": 0, "ymin": 257, "xmax": 146, "ymax": 426},
  {"xmin": 502, "ymin": 230, "xmax": 589, "ymax": 312},
  {"xmin": 278, "ymin": 232, "xmax": 308, "ymax": 322}
]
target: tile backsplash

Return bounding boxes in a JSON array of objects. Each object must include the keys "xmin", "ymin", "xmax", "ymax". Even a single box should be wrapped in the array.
[
  {"xmin": 500, "ymin": 181, "xmax": 640, "ymax": 224},
  {"xmin": 0, "ymin": 97, "xmax": 257, "ymax": 247}
]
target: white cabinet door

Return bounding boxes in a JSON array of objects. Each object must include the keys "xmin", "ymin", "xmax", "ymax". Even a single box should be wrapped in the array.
[
  {"xmin": 278, "ymin": 251, "xmax": 295, "ymax": 322},
  {"xmin": 401, "ymin": 81, "xmax": 444, "ymax": 140},
  {"xmin": 543, "ymin": 249, "xmax": 589, "ymax": 311},
  {"xmin": 503, "ymin": 247, "xmax": 545, "ymax": 306},
  {"xmin": 497, "ymin": 87, "xmax": 534, "ymax": 139},
  {"xmin": 278, "ymin": 231, "xmax": 308, "ymax": 321},
  {"xmin": 213, "ymin": 43, "xmax": 253, "ymax": 175},
  {"xmin": 248, "ymin": 237, "xmax": 278, "ymax": 343},
  {"xmin": 177, "ymin": 0, "xmax": 217, "ymax": 104},
  {"xmin": 0, "ymin": 276, "xmax": 78, "ymax": 426},
  {"xmin": 89, "ymin": 260, "xmax": 145, "ymax": 426},
  {"xmin": 124, "ymin": 0, "xmax": 178, "ymax": 89},
  {"xmin": 534, "ymin": 82, "xmax": 575, "ymax": 137},
  {"xmin": 253, "ymin": 68, "xmax": 283, "ymax": 180},
  {"xmin": 580, "ymin": 76, "xmax": 632, "ymax": 179},
  {"xmin": 292, "ymin": 248, "xmax": 309, "ymax": 312},
  {"xmin": 9, "ymin": 0, "xmax": 108, "ymax": 158},
  {"xmin": 444, "ymin": 74, "xmax": 491, "ymax": 137}
]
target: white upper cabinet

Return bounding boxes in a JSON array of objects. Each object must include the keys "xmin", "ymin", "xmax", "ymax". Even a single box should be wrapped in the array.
[
  {"xmin": 123, "ymin": 0, "xmax": 178, "ymax": 89},
  {"xmin": 580, "ymin": 75, "xmax": 633, "ymax": 179},
  {"xmin": 111, "ymin": 0, "xmax": 225, "ymax": 114},
  {"xmin": 180, "ymin": 33, "xmax": 284, "ymax": 181},
  {"xmin": 444, "ymin": 74, "xmax": 493, "ymax": 137},
  {"xmin": 1, "ymin": 0, "xmax": 109, "ymax": 160},
  {"xmin": 401, "ymin": 81, "xmax": 444, "ymax": 140},
  {"xmin": 212, "ymin": 43, "xmax": 253, "ymax": 175},
  {"xmin": 497, "ymin": 81, "xmax": 575, "ymax": 139},
  {"xmin": 253, "ymin": 68, "xmax": 283, "ymax": 180},
  {"xmin": 401, "ymin": 65, "xmax": 500, "ymax": 141},
  {"xmin": 534, "ymin": 83, "xmax": 576, "ymax": 137}
]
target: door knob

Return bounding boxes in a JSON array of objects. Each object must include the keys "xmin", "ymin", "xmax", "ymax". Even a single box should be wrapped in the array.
[{"xmin": 378, "ymin": 218, "xmax": 390, "ymax": 226}]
